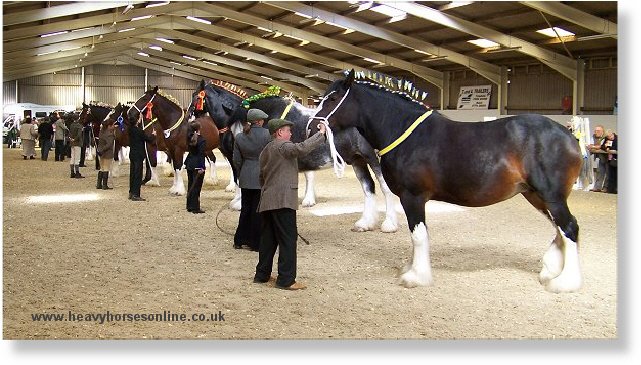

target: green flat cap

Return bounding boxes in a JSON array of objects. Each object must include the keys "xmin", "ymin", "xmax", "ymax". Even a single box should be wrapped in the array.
[
  {"xmin": 246, "ymin": 108, "xmax": 269, "ymax": 122},
  {"xmin": 267, "ymin": 118, "xmax": 294, "ymax": 134}
]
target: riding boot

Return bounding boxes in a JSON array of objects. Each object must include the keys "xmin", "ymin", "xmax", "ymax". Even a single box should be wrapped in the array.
[
  {"xmin": 70, "ymin": 165, "xmax": 76, "ymax": 178},
  {"xmin": 102, "ymin": 172, "xmax": 113, "ymax": 190},
  {"xmin": 96, "ymin": 171, "xmax": 104, "ymax": 189},
  {"xmin": 74, "ymin": 165, "xmax": 85, "ymax": 178}
]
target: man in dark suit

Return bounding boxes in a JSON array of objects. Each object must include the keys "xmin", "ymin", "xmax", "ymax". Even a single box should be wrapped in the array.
[
  {"xmin": 128, "ymin": 117, "xmax": 156, "ymax": 201},
  {"xmin": 253, "ymin": 118, "xmax": 326, "ymax": 290}
]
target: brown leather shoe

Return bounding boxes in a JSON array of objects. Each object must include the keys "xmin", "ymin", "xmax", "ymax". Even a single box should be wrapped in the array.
[{"xmin": 276, "ymin": 281, "xmax": 306, "ymax": 290}]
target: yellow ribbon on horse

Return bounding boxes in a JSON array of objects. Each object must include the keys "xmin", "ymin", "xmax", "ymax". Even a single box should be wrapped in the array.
[{"xmin": 378, "ymin": 109, "xmax": 433, "ymax": 156}]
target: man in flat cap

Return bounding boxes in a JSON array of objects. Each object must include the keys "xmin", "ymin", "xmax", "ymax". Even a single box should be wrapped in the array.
[
  {"xmin": 253, "ymin": 118, "xmax": 326, "ymax": 290},
  {"xmin": 233, "ymin": 108, "xmax": 271, "ymax": 251}
]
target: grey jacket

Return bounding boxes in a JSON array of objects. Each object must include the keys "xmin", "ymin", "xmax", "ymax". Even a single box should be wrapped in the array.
[
  {"xmin": 258, "ymin": 132, "xmax": 326, "ymax": 212},
  {"xmin": 233, "ymin": 125, "xmax": 271, "ymax": 189},
  {"xmin": 54, "ymin": 119, "xmax": 68, "ymax": 140}
]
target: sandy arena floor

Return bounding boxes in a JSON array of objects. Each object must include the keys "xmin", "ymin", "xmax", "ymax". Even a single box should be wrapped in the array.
[{"xmin": 2, "ymin": 146, "xmax": 617, "ymax": 339}]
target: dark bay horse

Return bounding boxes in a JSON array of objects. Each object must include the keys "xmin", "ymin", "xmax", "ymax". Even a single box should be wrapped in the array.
[
  {"xmin": 229, "ymin": 95, "xmax": 400, "ymax": 232},
  {"xmin": 188, "ymin": 79, "xmax": 247, "ymax": 202},
  {"xmin": 309, "ymin": 69, "xmax": 583, "ymax": 293},
  {"xmin": 128, "ymin": 86, "xmax": 220, "ymax": 196}
]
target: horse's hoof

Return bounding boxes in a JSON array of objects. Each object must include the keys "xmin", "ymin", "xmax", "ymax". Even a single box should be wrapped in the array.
[
  {"xmin": 380, "ymin": 219, "xmax": 398, "ymax": 233},
  {"xmin": 301, "ymin": 199, "xmax": 316, "ymax": 208},
  {"xmin": 544, "ymin": 272, "xmax": 582, "ymax": 293},
  {"xmin": 351, "ymin": 220, "xmax": 374, "ymax": 232},
  {"xmin": 398, "ymin": 269, "xmax": 432, "ymax": 288},
  {"xmin": 225, "ymin": 184, "xmax": 236, "ymax": 193}
]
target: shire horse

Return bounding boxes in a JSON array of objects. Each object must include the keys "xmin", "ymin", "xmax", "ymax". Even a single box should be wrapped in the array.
[
  {"xmin": 309, "ymin": 70, "xmax": 583, "ymax": 293},
  {"xmin": 228, "ymin": 94, "xmax": 400, "ymax": 232},
  {"xmin": 79, "ymin": 102, "xmax": 109, "ymax": 170},
  {"xmin": 128, "ymin": 86, "xmax": 220, "ymax": 196}
]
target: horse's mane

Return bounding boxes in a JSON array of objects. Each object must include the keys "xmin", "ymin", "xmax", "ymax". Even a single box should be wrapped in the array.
[
  {"xmin": 241, "ymin": 85, "xmax": 281, "ymax": 108},
  {"xmin": 350, "ymin": 70, "xmax": 430, "ymax": 109},
  {"xmin": 209, "ymin": 79, "xmax": 248, "ymax": 99},
  {"xmin": 89, "ymin": 102, "xmax": 114, "ymax": 109},
  {"xmin": 157, "ymin": 90, "xmax": 182, "ymax": 108}
]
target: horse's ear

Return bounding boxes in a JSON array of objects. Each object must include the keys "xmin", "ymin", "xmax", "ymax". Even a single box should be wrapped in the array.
[
  {"xmin": 153, "ymin": 85, "xmax": 159, "ymax": 93},
  {"xmin": 344, "ymin": 69, "xmax": 356, "ymax": 88},
  {"xmin": 199, "ymin": 79, "xmax": 206, "ymax": 90}
]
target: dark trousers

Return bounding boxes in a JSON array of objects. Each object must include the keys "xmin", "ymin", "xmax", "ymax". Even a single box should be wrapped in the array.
[
  {"xmin": 129, "ymin": 158, "xmax": 144, "ymax": 197},
  {"xmin": 40, "ymin": 139, "xmax": 52, "ymax": 160},
  {"xmin": 254, "ymin": 208, "xmax": 298, "ymax": 287},
  {"xmin": 186, "ymin": 169, "xmax": 204, "ymax": 211},
  {"xmin": 606, "ymin": 164, "xmax": 617, "ymax": 194},
  {"xmin": 234, "ymin": 188, "xmax": 262, "ymax": 249},
  {"xmin": 79, "ymin": 142, "xmax": 87, "ymax": 165},
  {"xmin": 55, "ymin": 140, "xmax": 65, "ymax": 161}
]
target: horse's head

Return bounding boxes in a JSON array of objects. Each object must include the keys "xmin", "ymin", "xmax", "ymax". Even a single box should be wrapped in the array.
[
  {"xmin": 203, "ymin": 82, "xmax": 243, "ymax": 129},
  {"xmin": 128, "ymin": 86, "xmax": 159, "ymax": 125},
  {"xmin": 79, "ymin": 102, "xmax": 90, "ymax": 125},
  {"xmin": 187, "ymin": 79, "xmax": 208, "ymax": 119},
  {"xmin": 104, "ymin": 102, "xmax": 125, "ymax": 129},
  {"xmin": 308, "ymin": 69, "xmax": 358, "ymax": 134}
]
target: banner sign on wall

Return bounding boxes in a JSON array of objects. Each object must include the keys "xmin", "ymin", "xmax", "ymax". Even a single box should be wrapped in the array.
[{"xmin": 457, "ymin": 85, "xmax": 492, "ymax": 110}]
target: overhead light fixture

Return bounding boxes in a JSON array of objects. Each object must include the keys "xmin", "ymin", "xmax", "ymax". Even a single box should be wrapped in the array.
[
  {"xmin": 186, "ymin": 16, "xmax": 211, "ymax": 25},
  {"xmin": 269, "ymin": 50, "xmax": 278, "ymax": 54},
  {"xmin": 182, "ymin": 55, "xmax": 197, "ymax": 60},
  {"xmin": 145, "ymin": 1, "xmax": 170, "ymax": 8},
  {"xmin": 537, "ymin": 27, "xmax": 574, "ymax": 38},
  {"xmin": 203, "ymin": 60, "xmax": 217, "ymax": 66},
  {"xmin": 298, "ymin": 40, "xmax": 310, "ymax": 46},
  {"xmin": 118, "ymin": 28, "xmax": 136, "ymax": 33},
  {"xmin": 576, "ymin": 34, "xmax": 610, "ymax": 41},
  {"xmin": 156, "ymin": 37, "xmax": 174, "ymax": 44},
  {"xmin": 422, "ymin": 56, "xmax": 447, "ymax": 62},
  {"xmin": 149, "ymin": 46, "xmax": 163, "ymax": 51},
  {"xmin": 40, "ymin": 31, "xmax": 69, "ymax": 38},
  {"xmin": 414, "ymin": 49, "xmax": 433, "ymax": 56},
  {"xmin": 169, "ymin": 61, "xmax": 182, "ymax": 66},
  {"xmin": 37, "ymin": 51, "xmax": 57, "ymax": 56},
  {"xmin": 363, "ymin": 57, "xmax": 383, "ymax": 64},
  {"xmin": 261, "ymin": 76, "xmax": 273, "ymax": 80},
  {"xmin": 122, "ymin": 4, "xmax": 134, "ymax": 15},
  {"xmin": 131, "ymin": 15, "xmax": 153, "ymax": 21},
  {"xmin": 468, "ymin": 38, "xmax": 500, "ymax": 48},
  {"xmin": 137, "ymin": 52, "xmax": 150, "ymax": 57}
]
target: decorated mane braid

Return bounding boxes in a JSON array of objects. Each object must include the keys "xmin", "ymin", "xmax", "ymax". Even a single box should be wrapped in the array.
[
  {"xmin": 157, "ymin": 89, "xmax": 182, "ymax": 108},
  {"xmin": 89, "ymin": 102, "xmax": 115, "ymax": 109},
  {"xmin": 209, "ymin": 79, "xmax": 248, "ymax": 99},
  {"xmin": 350, "ymin": 70, "xmax": 430, "ymax": 108},
  {"xmin": 241, "ymin": 85, "xmax": 281, "ymax": 108}
]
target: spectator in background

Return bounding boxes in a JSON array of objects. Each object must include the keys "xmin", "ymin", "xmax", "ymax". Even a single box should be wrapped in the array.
[
  {"xmin": 601, "ymin": 130, "xmax": 617, "ymax": 194},
  {"xmin": 38, "ymin": 116, "xmax": 54, "ymax": 161},
  {"xmin": 53, "ymin": 112, "xmax": 69, "ymax": 162},
  {"xmin": 588, "ymin": 125, "xmax": 608, "ymax": 192},
  {"xmin": 19, "ymin": 117, "xmax": 38, "ymax": 160}
]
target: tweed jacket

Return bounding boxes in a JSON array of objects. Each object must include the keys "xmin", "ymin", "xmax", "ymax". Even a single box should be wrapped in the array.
[
  {"xmin": 258, "ymin": 132, "xmax": 326, "ymax": 212},
  {"xmin": 233, "ymin": 124, "xmax": 271, "ymax": 190},
  {"xmin": 68, "ymin": 121, "xmax": 84, "ymax": 147},
  {"xmin": 97, "ymin": 127, "xmax": 115, "ymax": 159}
]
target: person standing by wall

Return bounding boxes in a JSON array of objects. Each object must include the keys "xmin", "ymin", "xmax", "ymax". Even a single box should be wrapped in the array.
[
  {"xmin": 53, "ymin": 112, "xmax": 68, "ymax": 162},
  {"xmin": 601, "ymin": 130, "xmax": 618, "ymax": 194},
  {"xmin": 128, "ymin": 117, "xmax": 156, "ymax": 201},
  {"xmin": 96, "ymin": 121, "xmax": 116, "ymax": 190},
  {"xmin": 38, "ymin": 116, "xmax": 54, "ymax": 161},
  {"xmin": 588, "ymin": 125, "xmax": 608, "ymax": 192},
  {"xmin": 233, "ymin": 108, "xmax": 271, "ymax": 251},
  {"xmin": 19, "ymin": 116, "xmax": 38, "ymax": 160},
  {"xmin": 68, "ymin": 117, "xmax": 84, "ymax": 178},
  {"xmin": 253, "ymin": 118, "xmax": 326, "ymax": 290},
  {"xmin": 184, "ymin": 121, "xmax": 207, "ymax": 213}
]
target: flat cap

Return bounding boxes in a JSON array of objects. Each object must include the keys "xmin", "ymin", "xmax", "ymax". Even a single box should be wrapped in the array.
[
  {"xmin": 246, "ymin": 108, "xmax": 269, "ymax": 122},
  {"xmin": 267, "ymin": 118, "xmax": 294, "ymax": 135}
]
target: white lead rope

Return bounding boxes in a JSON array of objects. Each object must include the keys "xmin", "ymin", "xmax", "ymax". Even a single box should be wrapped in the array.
[{"xmin": 307, "ymin": 89, "xmax": 352, "ymax": 178}]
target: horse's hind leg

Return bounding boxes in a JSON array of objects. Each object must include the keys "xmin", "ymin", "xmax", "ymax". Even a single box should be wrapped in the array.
[
  {"xmin": 522, "ymin": 191, "xmax": 581, "ymax": 293},
  {"xmin": 301, "ymin": 171, "xmax": 317, "ymax": 207},
  {"xmin": 204, "ymin": 153, "xmax": 218, "ymax": 185},
  {"xmin": 350, "ymin": 157, "xmax": 378, "ymax": 232},
  {"xmin": 397, "ymin": 192, "xmax": 432, "ymax": 288}
]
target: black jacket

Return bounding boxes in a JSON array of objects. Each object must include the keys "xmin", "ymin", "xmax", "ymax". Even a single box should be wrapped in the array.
[
  {"xmin": 128, "ymin": 124, "xmax": 155, "ymax": 161},
  {"xmin": 38, "ymin": 121, "xmax": 54, "ymax": 140},
  {"xmin": 184, "ymin": 135, "xmax": 206, "ymax": 170}
]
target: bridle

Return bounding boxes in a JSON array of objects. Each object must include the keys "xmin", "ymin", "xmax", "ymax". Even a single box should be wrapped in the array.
[{"xmin": 306, "ymin": 89, "xmax": 352, "ymax": 177}]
